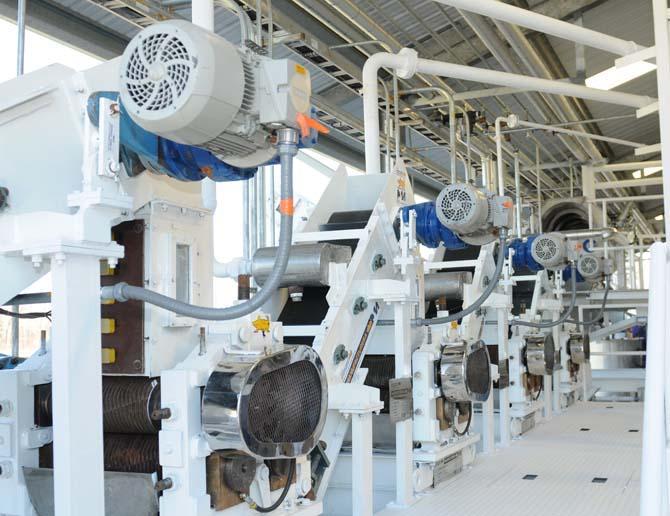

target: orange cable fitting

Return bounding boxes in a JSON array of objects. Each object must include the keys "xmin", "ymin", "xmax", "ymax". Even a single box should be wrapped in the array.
[{"xmin": 279, "ymin": 198, "xmax": 295, "ymax": 215}]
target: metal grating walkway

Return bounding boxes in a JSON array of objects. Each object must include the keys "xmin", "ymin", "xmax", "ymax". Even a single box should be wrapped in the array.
[{"xmin": 378, "ymin": 401, "xmax": 642, "ymax": 516}]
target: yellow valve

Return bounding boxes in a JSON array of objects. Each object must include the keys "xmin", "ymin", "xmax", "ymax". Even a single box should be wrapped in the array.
[
  {"xmin": 252, "ymin": 316, "xmax": 271, "ymax": 333},
  {"xmin": 101, "ymin": 347, "xmax": 116, "ymax": 365},
  {"xmin": 450, "ymin": 321, "xmax": 459, "ymax": 330},
  {"xmin": 100, "ymin": 260, "xmax": 116, "ymax": 276},
  {"xmin": 101, "ymin": 318, "xmax": 116, "ymax": 334},
  {"xmin": 101, "ymin": 298, "xmax": 115, "ymax": 305}
]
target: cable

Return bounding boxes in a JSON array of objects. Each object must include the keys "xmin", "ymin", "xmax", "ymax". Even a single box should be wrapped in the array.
[
  {"xmin": 452, "ymin": 401, "xmax": 473, "ymax": 437},
  {"xmin": 0, "ymin": 307, "xmax": 51, "ymax": 321},
  {"xmin": 101, "ymin": 129, "xmax": 299, "ymax": 321},
  {"xmin": 510, "ymin": 262, "xmax": 578, "ymax": 329},
  {"xmin": 566, "ymin": 275, "xmax": 611, "ymax": 327},
  {"xmin": 417, "ymin": 229, "xmax": 508, "ymax": 326},
  {"xmin": 249, "ymin": 460, "xmax": 295, "ymax": 513},
  {"xmin": 532, "ymin": 376, "xmax": 543, "ymax": 401}
]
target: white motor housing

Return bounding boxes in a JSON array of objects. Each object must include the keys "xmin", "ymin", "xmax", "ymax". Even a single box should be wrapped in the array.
[
  {"xmin": 577, "ymin": 253, "xmax": 613, "ymax": 280},
  {"xmin": 435, "ymin": 183, "xmax": 513, "ymax": 245},
  {"xmin": 119, "ymin": 20, "xmax": 311, "ymax": 168},
  {"xmin": 531, "ymin": 232, "xmax": 568, "ymax": 270}
]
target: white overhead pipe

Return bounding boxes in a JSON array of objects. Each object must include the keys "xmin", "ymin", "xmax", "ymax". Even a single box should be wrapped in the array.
[
  {"xmin": 509, "ymin": 117, "xmax": 646, "ymax": 149},
  {"xmin": 362, "ymin": 50, "xmax": 654, "ymax": 180},
  {"xmin": 431, "ymin": 0, "xmax": 644, "ymax": 56},
  {"xmin": 494, "ymin": 117, "xmax": 507, "ymax": 196},
  {"xmin": 513, "ymin": 152, "xmax": 522, "ymax": 236}
]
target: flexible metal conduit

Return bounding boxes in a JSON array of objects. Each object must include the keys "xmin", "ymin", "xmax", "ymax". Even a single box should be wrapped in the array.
[
  {"xmin": 511, "ymin": 263, "xmax": 578, "ymax": 329},
  {"xmin": 101, "ymin": 129, "xmax": 299, "ymax": 321},
  {"xmin": 418, "ymin": 230, "xmax": 508, "ymax": 326},
  {"xmin": 567, "ymin": 276, "xmax": 611, "ymax": 327}
]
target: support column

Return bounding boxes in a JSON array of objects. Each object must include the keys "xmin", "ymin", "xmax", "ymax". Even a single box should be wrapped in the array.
[
  {"xmin": 51, "ymin": 254, "xmax": 105, "ymax": 516},
  {"xmin": 392, "ymin": 302, "xmax": 414, "ymax": 507},
  {"xmin": 497, "ymin": 307, "xmax": 510, "ymax": 447},
  {"xmin": 480, "ymin": 394, "xmax": 495, "ymax": 453},
  {"xmin": 352, "ymin": 413, "xmax": 374, "ymax": 516},
  {"xmin": 552, "ymin": 325, "xmax": 561, "ymax": 413}
]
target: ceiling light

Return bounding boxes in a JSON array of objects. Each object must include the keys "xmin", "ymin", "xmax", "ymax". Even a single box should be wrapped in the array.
[
  {"xmin": 655, "ymin": 214, "xmax": 664, "ymax": 221},
  {"xmin": 585, "ymin": 61, "xmax": 657, "ymax": 91},
  {"xmin": 632, "ymin": 170, "xmax": 642, "ymax": 179},
  {"xmin": 644, "ymin": 166, "xmax": 662, "ymax": 175}
]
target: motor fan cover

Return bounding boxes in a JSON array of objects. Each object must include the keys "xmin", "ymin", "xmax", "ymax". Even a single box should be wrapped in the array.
[{"xmin": 530, "ymin": 233, "xmax": 568, "ymax": 270}]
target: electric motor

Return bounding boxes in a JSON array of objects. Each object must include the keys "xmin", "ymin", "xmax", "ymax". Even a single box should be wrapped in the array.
[
  {"xmin": 202, "ymin": 346, "xmax": 327, "ymax": 458},
  {"xmin": 524, "ymin": 334, "xmax": 556, "ymax": 375},
  {"xmin": 530, "ymin": 233, "xmax": 568, "ymax": 270},
  {"xmin": 439, "ymin": 340, "xmax": 491, "ymax": 402},
  {"xmin": 577, "ymin": 253, "xmax": 613, "ymax": 280},
  {"xmin": 119, "ymin": 20, "xmax": 311, "ymax": 168},
  {"xmin": 435, "ymin": 184, "xmax": 512, "ymax": 245}
]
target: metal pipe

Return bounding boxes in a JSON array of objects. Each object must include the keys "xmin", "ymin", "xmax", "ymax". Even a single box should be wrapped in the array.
[
  {"xmin": 430, "ymin": 0, "xmax": 644, "ymax": 56},
  {"xmin": 11, "ymin": 305, "xmax": 19, "ymax": 356},
  {"xmin": 102, "ymin": 129, "xmax": 300, "ymax": 320},
  {"xmin": 494, "ymin": 117, "xmax": 506, "ymax": 196},
  {"xmin": 362, "ymin": 51, "xmax": 654, "ymax": 175},
  {"xmin": 16, "ymin": 0, "xmax": 26, "ymax": 76},
  {"xmin": 399, "ymin": 86, "xmax": 457, "ymax": 182},
  {"xmin": 514, "ymin": 152, "xmax": 522, "ymax": 237},
  {"xmin": 594, "ymin": 194, "xmax": 665, "ymax": 203},
  {"xmin": 536, "ymin": 145, "xmax": 542, "ymax": 233},
  {"xmin": 514, "ymin": 118, "xmax": 646, "ymax": 149}
]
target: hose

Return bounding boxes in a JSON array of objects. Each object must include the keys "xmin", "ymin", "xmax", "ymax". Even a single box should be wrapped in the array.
[
  {"xmin": 511, "ymin": 263, "xmax": 578, "ymax": 329},
  {"xmin": 101, "ymin": 129, "xmax": 299, "ymax": 321},
  {"xmin": 417, "ymin": 230, "xmax": 508, "ymax": 326},
  {"xmin": 250, "ymin": 460, "xmax": 295, "ymax": 513},
  {"xmin": 566, "ymin": 275, "xmax": 611, "ymax": 327}
]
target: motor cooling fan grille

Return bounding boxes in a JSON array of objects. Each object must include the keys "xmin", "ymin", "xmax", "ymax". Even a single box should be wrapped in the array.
[
  {"xmin": 247, "ymin": 361, "xmax": 323, "ymax": 444},
  {"xmin": 534, "ymin": 237, "xmax": 558, "ymax": 262},
  {"xmin": 439, "ymin": 187, "xmax": 476, "ymax": 224},
  {"xmin": 580, "ymin": 256, "xmax": 599, "ymax": 275},
  {"xmin": 125, "ymin": 32, "xmax": 192, "ymax": 112}
]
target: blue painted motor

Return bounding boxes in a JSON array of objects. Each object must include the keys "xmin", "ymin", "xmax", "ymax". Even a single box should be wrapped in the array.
[
  {"xmin": 87, "ymin": 92, "xmax": 318, "ymax": 183},
  {"xmin": 509, "ymin": 236, "xmax": 543, "ymax": 272},
  {"xmin": 400, "ymin": 202, "xmax": 467, "ymax": 249}
]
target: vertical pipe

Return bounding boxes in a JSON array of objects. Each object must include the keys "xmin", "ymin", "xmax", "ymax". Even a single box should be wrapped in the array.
[
  {"xmin": 640, "ymin": 242, "xmax": 667, "ymax": 516},
  {"xmin": 638, "ymin": 249, "xmax": 645, "ymax": 290},
  {"xmin": 266, "ymin": 0, "xmax": 273, "ymax": 58},
  {"xmin": 11, "ymin": 305, "xmax": 19, "ymax": 356},
  {"xmin": 628, "ymin": 249, "xmax": 637, "ymax": 289},
  {"xmin": 602, "ymin": 200, "xmax": 609, "ymax": 259},
  {"xmin": 494, "ymin": 117, "xmax": 506, "ymax": 196},
  {"xmin": 449, "ymin": 98, "xmax": 457, "ymax": 183},
  {"xmin": 16, "ymin": 0, "xmax": 26, "ymax": 76},
  {"xmin": 192, "ymin": 0, "xmax": 217, "ymax": 211},
  {"xmin": 242, "ymin": 181, "xmax": 250, "ymax": 260},
  {"xmin": 256, "ymin": 168, "xmax": 266, "ymax": 247},
  {"xmin": 653, "ymin": 0, "xmax": 670, "ymax": 237},
  {"xmin": 535, "ymin": 145, "xmax": 542, "ymax": 233},
  {"xmin": 393, "ymin": 74, "xmax": 400, "ymax": 164},
  {"xmin": 514, "ymin": 152, "xmax": 522, "ymax": 237}
]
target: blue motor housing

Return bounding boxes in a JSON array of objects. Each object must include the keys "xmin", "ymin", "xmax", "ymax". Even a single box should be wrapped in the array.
[
  {"xmin": 509, "ymin": 236, "xmax": 543, "ymax": 272},
  {"xmin": 87, "ymin": 92, "xmax": 318, "ymax": 182},
  {"xmin": 562, "ymin": 266, "xmax": 585, "ymax": 284},
  {"xmin": 401, "ymin": 202, "xmax": 466, "ymax": 249}
]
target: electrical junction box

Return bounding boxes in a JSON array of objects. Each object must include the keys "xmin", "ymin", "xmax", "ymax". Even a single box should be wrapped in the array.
[{"xmin": 259, "ymin": 59, "xmax": 312, "ymax": 127}]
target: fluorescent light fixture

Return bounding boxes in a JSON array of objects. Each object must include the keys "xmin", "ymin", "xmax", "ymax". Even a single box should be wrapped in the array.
[
  {"xmin": 586, "ymin": 61, "xmax": 657, "ymax": 91},
  {"xmin": 655, "ymin": 214, "xmax": 664, "ymax": 221}
]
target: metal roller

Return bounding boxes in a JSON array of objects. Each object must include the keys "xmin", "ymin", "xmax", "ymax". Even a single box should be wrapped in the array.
[
  {"xmin": 524, "ymin": 334, "xmax": 556, "ymax": 375},
  {"xmin": 103, "ymin": 434, "xmax": 159, "ymax": 474},
  {"xmin": 252, "ymin": 243, "xmax": 352, "ymax": 287},
  {"xmin": 439, "ymin": 340, "xmax": 491, "ymax": 402},
  {"xmin": 424, "ymin": 271, "xmax": 472, "ymax": 301},
  {"xmin": 37, "ymin": 377, "xmax": 161, "ymax": 434},
  {"xmin": 568, "ymin": 333, "xmax": 587, "ymax": 364},
  {"xmin": 202, "ymin": 346, "xmax": 328, "ymax": 458}
]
